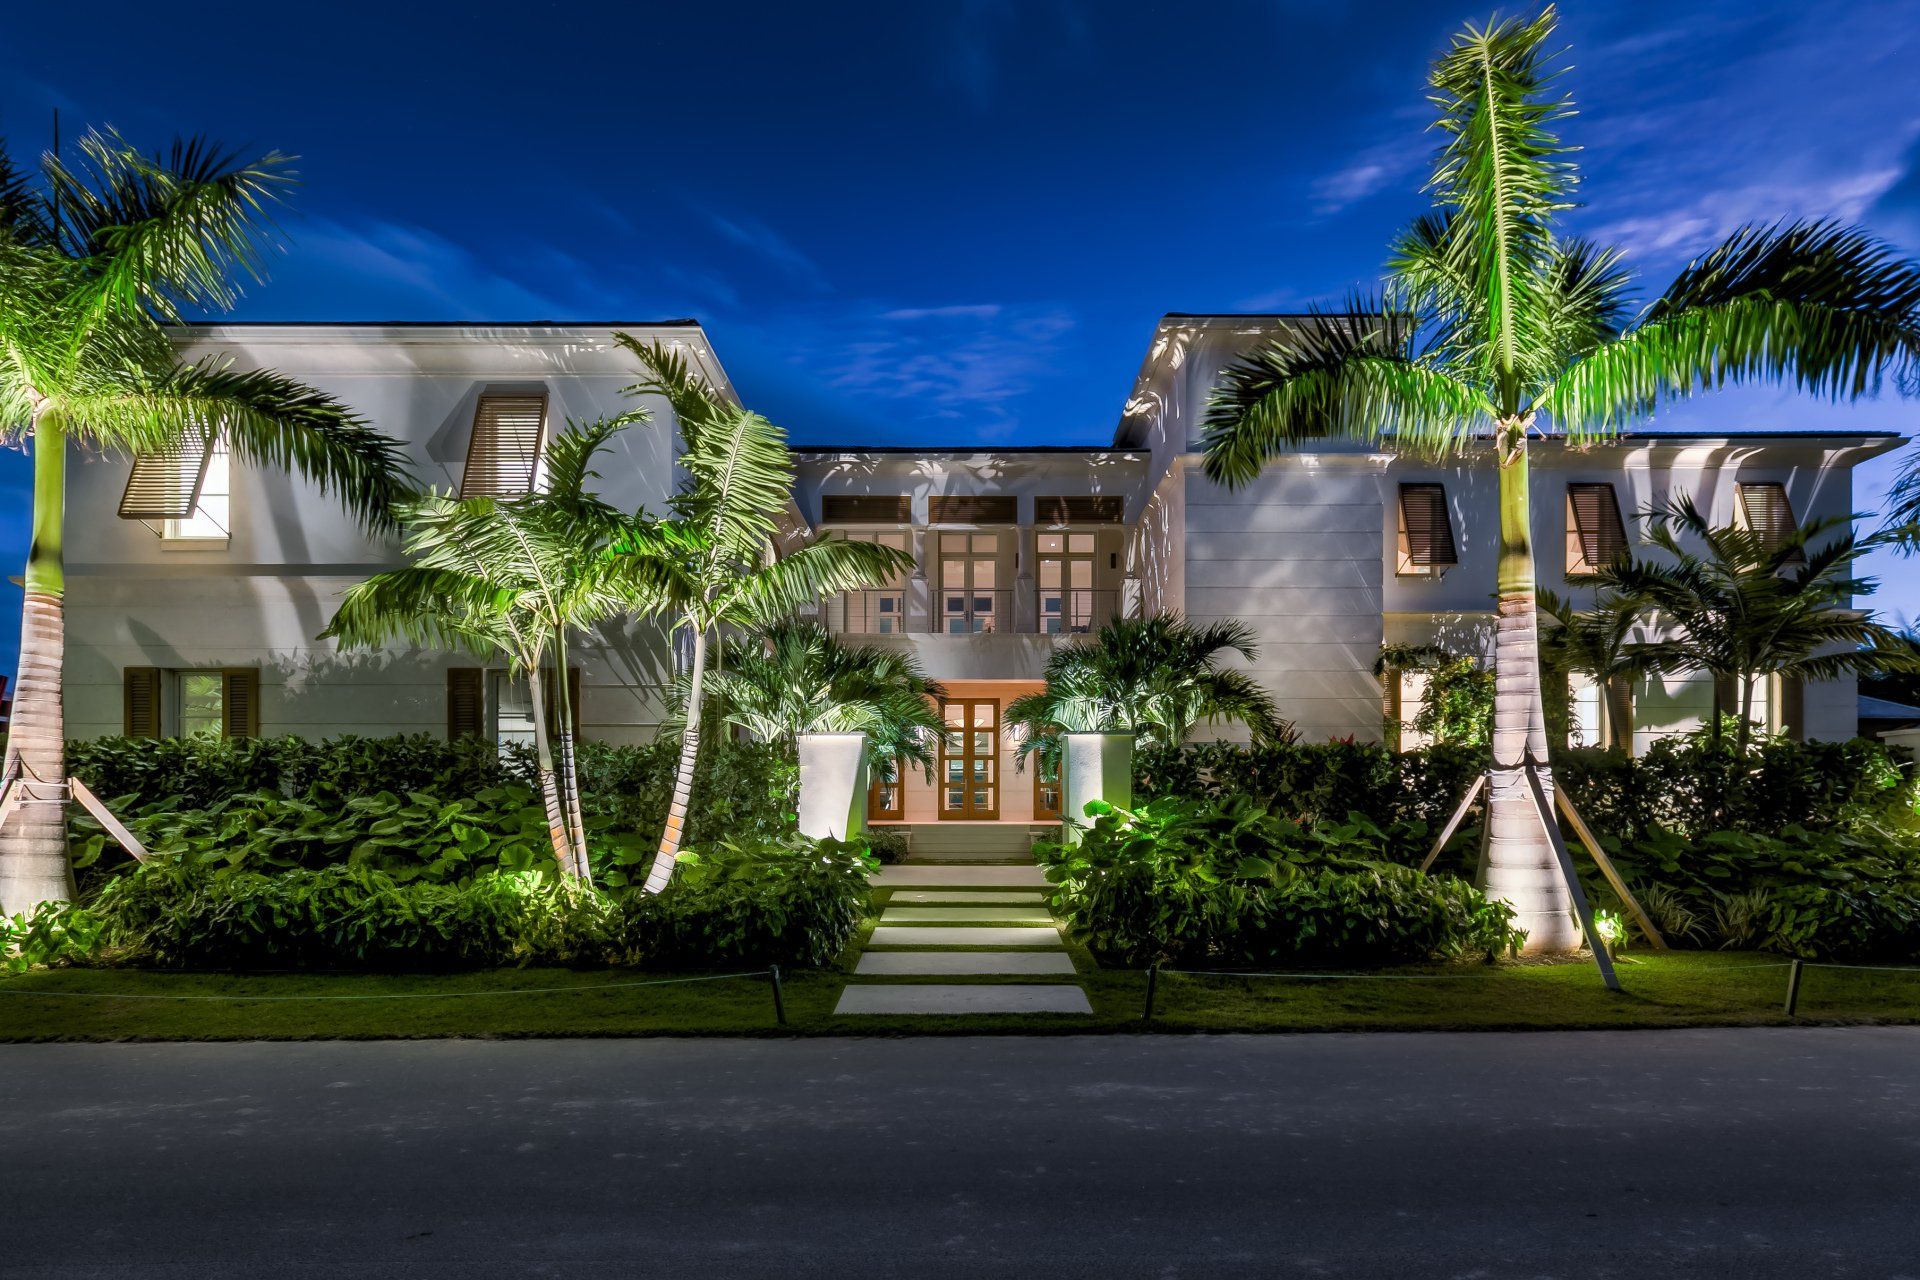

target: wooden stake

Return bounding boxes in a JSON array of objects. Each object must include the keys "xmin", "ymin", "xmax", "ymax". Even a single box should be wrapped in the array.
[
  {"xmin": 1418, "ymin": 772, "xmax": 1486, "ymax": 874},
  {"xmin": 1555, "ymin": 787, "xmax": 1667, "ymax": 950},
  {"xmin": 1523, "ymin": 764, "xmax": 1621, "ymax": 992},
  {"xmin": 68, "ymin": 776, "xmax": 150, "ymax": 863}
]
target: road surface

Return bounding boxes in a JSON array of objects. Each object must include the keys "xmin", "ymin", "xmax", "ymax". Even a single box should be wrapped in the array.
[{"xmin": 3, "ymin": 1029, "xmax": 1916, "ymax": 1277}]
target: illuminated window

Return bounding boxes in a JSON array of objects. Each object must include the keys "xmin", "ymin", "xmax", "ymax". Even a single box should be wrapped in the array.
[
  {"xmin": 941, "ymin": 532, "xmax": 1000, "ymax": 633},
  {"xmin": 163, "ymin": 442, "xmax": 230, "ymax": 542},
  {"xmin": 1396, "ymin": 484, "xmax": 1456, "ymax": 576},
  {"xmin": 1397, "ymin": 671, "xmax": 1433, "ymax": 750},
  {"xmin": 1569, "ymin": 674, "xmax": 1604, "ymax": 747},
  {"xmin": 1038, "ymin": 532, "xmax": 1097, "ymax": 633},
  {"xmin": 1565, "ymin": 483, "xmax": 1627, "ymax": 577},
  {"xmin": 835, "ymin": 530, "xmax": 910, "ymax": 633}
]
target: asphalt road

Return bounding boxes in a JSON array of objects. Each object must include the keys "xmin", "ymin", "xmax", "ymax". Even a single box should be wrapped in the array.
[{"xmin": 3, "ymin": 1029, "xmax": 1918, "ymax": 1278}]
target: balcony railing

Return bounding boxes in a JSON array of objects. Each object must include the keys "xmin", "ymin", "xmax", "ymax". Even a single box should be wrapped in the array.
[{"xmin": 820, "ymin": 587, "xmax": 1120, "ymax": 636}]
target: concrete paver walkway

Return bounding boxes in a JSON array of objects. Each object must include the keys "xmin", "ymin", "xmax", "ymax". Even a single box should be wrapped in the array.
[{"xmin": 836, "ymin": 834, "xmax": 1091, "ymax": 1016}]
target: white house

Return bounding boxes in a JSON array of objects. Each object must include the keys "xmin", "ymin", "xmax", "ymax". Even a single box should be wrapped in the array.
[{"xmin": 59, "ymin": 316, "xmax": 1902, "ymax": 829}]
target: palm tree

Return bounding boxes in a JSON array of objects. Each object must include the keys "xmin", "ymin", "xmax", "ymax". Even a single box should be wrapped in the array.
[
  {"xmin": 1005, "ymin": 614, "xmax": 1291, "ymax": 763},
  {"xmin": 1537, "ymin": 589, "xmax": 1640, "ymax": 749},
  {"xmin": 1199, "ymin": 8, "xmax": 1920, "ymax": 950},
  {"xmin": 690, "ymin": 619, "xmax": 946, "ymax": 780},
  {"xmin": 1586, "ymin": 496, "xmax": 1915, "ymax": 754},
  {"xmin": 0, "ymin": 131, "xmax": 413, "ymax": 917},
  {"xmin": 606, "ymin": 339, "xmax": 913, "ymax": 893},
  {"xmin": 324, "ymin": 419, "xmax": 640, "ymax": 882}
]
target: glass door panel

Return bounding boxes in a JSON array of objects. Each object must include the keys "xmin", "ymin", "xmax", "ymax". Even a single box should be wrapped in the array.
[{"xmin": 938, "ymin": 698, "xmax": 999, "ymax": 819}]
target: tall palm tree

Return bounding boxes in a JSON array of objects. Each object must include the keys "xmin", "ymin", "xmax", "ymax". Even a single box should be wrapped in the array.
[
  {"xmin": 607, "ymin": 339, "xmax": 913, "ymax": 893},
  {"xmin": 0, "ymin": 131, "xmax": 413, "ymax": 917},
  {"xmin": 1586, "ymin": 497, "xmax": 1914, "ymax": 754},
  {"xmin": 324, "ymin": 418, "xmax": 640, "ymax": 882},
  {"xmin": 1199, "ymin": 9, "xmax": 1920, "ymax": 950},
  {"xmin": 1005, "ymin": 614, "xmax": 1291, "ymax": 762},
  {"xmin": 689, "ymin": 619, "xmax": 946, "ymax": 779}
]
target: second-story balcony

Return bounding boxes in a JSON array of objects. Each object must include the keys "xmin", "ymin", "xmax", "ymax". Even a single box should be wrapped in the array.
[{"xmin": 821, "ymin": 587, "xmax": 1121, "ymax": 636}]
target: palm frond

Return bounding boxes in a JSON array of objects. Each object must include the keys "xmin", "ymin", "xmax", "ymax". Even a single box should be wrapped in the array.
[
  {"xmin": 719, "ymin": 537, "xmax": 913, "ymax": 630},
  {"xmin": 1200, "ymin": 308, "xmax": 1493, "ymax": 486},
  {"xmin": 1545, "ymin": 221, "xmax": 1920, "ymax": 433}
]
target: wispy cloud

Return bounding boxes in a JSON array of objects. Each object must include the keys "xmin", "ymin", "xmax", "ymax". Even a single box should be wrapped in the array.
[
  {"xmin": 256, "ymin": 216, "xmax": 577, "ymax": 319},
  {"xmin": 882, "ymin": 304, "xmax": 1002, "ymax": 321},
  {"xmin": 704, "ymin": 211, "xmax": 829, "ymax": 291},
  {"xmin": 1309, "ymin": 134, "xmax": 1428, "ymax": 216}
]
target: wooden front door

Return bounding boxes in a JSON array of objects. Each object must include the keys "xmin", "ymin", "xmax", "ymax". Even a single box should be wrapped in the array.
[{"xmin": 939, "ymin": 698, "xmax": 999, "ymax": 819}]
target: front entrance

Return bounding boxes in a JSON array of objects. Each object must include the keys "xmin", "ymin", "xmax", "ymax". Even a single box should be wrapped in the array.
[{"xmin": 939, "ymin": 698, "xmax": 999, "ymax": 819}]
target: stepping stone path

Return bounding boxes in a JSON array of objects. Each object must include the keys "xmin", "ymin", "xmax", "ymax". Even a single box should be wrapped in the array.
[{"xmin": 834, "ymin": 843, "xmax": 1092, "ymax": 1016}]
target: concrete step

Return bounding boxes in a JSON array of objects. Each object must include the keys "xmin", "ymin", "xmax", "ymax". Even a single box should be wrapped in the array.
[
  {"xmin": 834, "ymin": 983, "xmax": 1093, "ymax": 1015},
  {"xmin": 887, "ymin": 890, "xmax": 1047, "ymax": 905},
  {"xmin": 880, "ymin": 906, "xmax": 1056, "ymax": 924},
  {"xmin": 874, "ymin": 865, "xmax": 1051, "ymax": 889},
  {"xmin": 867, "ymin": 925, "xmax": 1062, "ymax": 948},
  {"xmin": 855, "ymin": 951, "xmax": 1078, "ymax": 976}
]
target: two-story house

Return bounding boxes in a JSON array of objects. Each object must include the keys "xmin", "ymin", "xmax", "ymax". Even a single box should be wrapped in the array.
[{"xmin": 58, "ymin": 315, "xmax": 1902, "ymax": 831}]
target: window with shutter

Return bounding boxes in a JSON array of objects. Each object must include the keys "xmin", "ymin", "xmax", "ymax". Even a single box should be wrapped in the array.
[
  {"xmin": 1036, "ymin": 496, "xmax": 1124, "ymax": 525},
  {"xmin": 1736, "ymin": 482, "xmax": 1802, "ymax": 558},
  {"xmin": 447, "ymin": 668, "xmax": 486, "ymax": 739},
  {"xmin": 928, "ymin": 495, "xmax": 1016, "ymax": 524},
  {"xmin": 120, "ymin": 427, "xmax": 214, "ymax": 521},
  {"xmin": 820, "ymin": 495, "xmax": 911, "ymax": 523},
  {"xmin": 222, "ymin": 669, "xmax": 260, "ymax": 739},
  {"xmin": 1396, "ymin": 484, "xmax": 1457, "ymax": 575},
  {"xmin": 123, "ymin": 668, "xmax": 163, "ymax": 738},
  {"xmin": 459, "ymin": 394, "xmax": 549, "ymax": 498},
  {"xmin": 1565, "ymin": 483, "xmax": 1627, "ymax": 576}
]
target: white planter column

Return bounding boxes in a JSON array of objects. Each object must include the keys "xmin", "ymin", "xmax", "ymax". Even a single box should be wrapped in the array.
[
  {"xmin": 797, "ymin": 732, "xmax": 870, "ymax": 841},
  {"xmin": 1061, "ymin": 731, "xmax": 1135, "ymax": 844}
]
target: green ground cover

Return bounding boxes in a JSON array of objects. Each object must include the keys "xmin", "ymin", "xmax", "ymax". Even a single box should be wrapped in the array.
[{"xmin": 4, "ymin": 951, "xmax": 1914, "ymax": 1042}]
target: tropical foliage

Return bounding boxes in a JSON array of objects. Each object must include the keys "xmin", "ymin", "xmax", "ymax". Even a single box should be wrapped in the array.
[
  {"xmin": 690, "ymin": 619, "xmax": 945, "ymax": 777},
  {"xmin": 1197, "ymin": 8, "xmax": 1920, "ymax": 949},
  {"xmin": 604, "ymin": 338, "xmax": 911, "ymax": 892},
  {"xmin": 324, "ymin": 417, "xmax": 645, "ymax": 881},
  {"xmin": 1040, "ymin": 796, "xmax": 1523, "ymax": 967},
  {"xmin": 1005, "ymin": 614, "xmax": 1291, "ymax": 764},
  {"xmin": 1570, "ymin": 497, "xmax": 1917, "ymax": 752},
  {"xmin": 1374, "ymin": 642, "xmax": 1493, "ymax": 747},
  {"xmin": 0, "ymin": 129, "xmax": 414, "ymax": 917}
]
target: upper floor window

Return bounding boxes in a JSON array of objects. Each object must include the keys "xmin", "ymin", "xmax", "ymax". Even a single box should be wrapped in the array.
[
  {"xmin": 119, "ymin": 427, "xmax": 227, "ymax": 544},
  {"xmin": 458, "ymin": 394, "xmax": 548, "ymax": 499},
  {"xmin": 836, "ymin": 530, "xmax": 910, "ymax": 634},
  {"xmin": 1564, "ymin": 482, "xmax": 1627, "ymax": 577},
  {"xmin": 1395, "ymin": 483, "xmax": 1457, "ymax": 577},
  {"xmin": 1736, "ymin": 482, "xmax": 1801, "ymax": 558},
  {"xmin": 1038, "ymin": 532, "xmax": 1097, "ymax": 634},
  {"xmin": 163, "ymin": 441, "xmax": 230, "ymax": 543},
  {"xmin": 940, "ymin": 531, "xmax": 1000, "ymax": 633}
]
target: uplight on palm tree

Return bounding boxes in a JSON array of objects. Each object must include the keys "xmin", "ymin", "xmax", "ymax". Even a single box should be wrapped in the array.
[
  {"xmin": 1200, "ymin": 9, "xmax": 1920, "ymax": 951},
  {"xmin": 607, "ymin": 339, "xmax": 913, "ymax": 893},
  {"xmin": 0, "ymin": 130, "xmax": 413, "ymax": 917},
  {"xmin": 324, "ymin": 418, "xmax": 642, "ymax": 882}
]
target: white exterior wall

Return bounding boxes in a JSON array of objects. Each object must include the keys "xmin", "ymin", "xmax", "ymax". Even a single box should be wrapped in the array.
[{"xmin": 64, "ymin": 323, "xmax": 722, "ymax": 743}]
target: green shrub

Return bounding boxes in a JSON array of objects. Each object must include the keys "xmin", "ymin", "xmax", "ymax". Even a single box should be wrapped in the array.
[
  {"xmin": 1041, "ymin": 796, "xmax": 1521, "ymax": 967},
  {"xmin": 67, "ymin": 784, "xmax": 649, "ymax": 891},
  {"xmin": 862, "ymin": 826, "xmax": 910, "ymax": 864},
  {"xmin": 572, "ymin": 738, "xmax": 798, "ymax": 847}
]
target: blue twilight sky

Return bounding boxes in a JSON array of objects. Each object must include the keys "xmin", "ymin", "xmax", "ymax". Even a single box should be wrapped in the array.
[{"xmin": 5, "ymin": 0, "xmax": 1920, "ymax": 686}]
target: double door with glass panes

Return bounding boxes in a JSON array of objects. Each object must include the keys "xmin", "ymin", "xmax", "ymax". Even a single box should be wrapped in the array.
[
  {"xmin": 1038, "ymin": 532, "xmax": 1097, "ymax": 634},
  {"xmin": 940, "ymin": 532, "xmax": 1000, "ymax": 633},
  {"xmin": 939, "ymin": 698, "xmax": 999, "ymax": 819}
]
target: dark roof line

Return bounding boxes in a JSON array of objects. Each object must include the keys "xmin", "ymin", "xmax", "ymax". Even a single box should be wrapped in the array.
[
  {"xmin": 167, "ymin": 318, "xmax": 703, "ymax": 329},
  {"xmin": 791, "ymin": 444, "xmax": 1143, "ymax": 455}
]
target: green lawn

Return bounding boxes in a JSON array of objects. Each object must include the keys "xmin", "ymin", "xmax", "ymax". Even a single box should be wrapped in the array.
[{"xmin": 4, "ymin": 950, "xmax": 1917, "ymax": 1041}]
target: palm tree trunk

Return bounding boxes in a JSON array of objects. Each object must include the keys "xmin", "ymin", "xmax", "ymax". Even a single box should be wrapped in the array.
[
  {"xmin": 642, "ymin": 626, "xmax": 706, "ymax": 895},
  {"xmin": 1484, "ymin": 425, "xmax": 1578, "ymax": 954},
  {"xmin": 0, "ymin": 411, "xmax": 76, "ymax": 918},
  {"xmin": 550, "ymin": 629, "xmax": 591, "ymax": 882},
  {"xmin": 524, "ymin": 666, "xmax": 579, "ymax": 882}
]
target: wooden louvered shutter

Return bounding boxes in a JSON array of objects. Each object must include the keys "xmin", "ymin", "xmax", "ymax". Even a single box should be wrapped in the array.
[
  {"xmin": 1781, "ymin": 676, "xmax": 1805, "ymax": 741},
  {"xmin": 1737, "ymin": 483, "xmax": 1799, "ymax": 554},
  {"xmin": 820, "ymin": 495, "xmax": 912, "ymax": 523},
  {"xmin": 542, "ymin": 667, "xmax": 582, "ymax": 739},
  {"xmin": 1397, "ymin": 484, "xmax": 1456, "ymax": 572},
  {"xmin": 1566, "ymin": 483, "xmax": 1627, "ymax": 575},
  {"xmin": 447, "ymin": 668, "xmax": 485, "ymax": 739},
  {"xmin": 119, "ymin": 428, "xmax": 213, "ymax": 520},
  {"xmin": 1036, "ymin": 496, "xmax": 1125, "ymax": 525},
  {"xmin": 459, "ymin": 394, "xmax": 548, "ymax": 498},
  {"xmin": 123, "ymin": 668, "xmax": 163, "ymax": 738},
  {"xmin": 928, "ymin": 495, "xmax": 1016, "ymax": 523},
  {"xmin": 222, "ymin": 669, "xmax": 260, "ymax": 739},
  {"xmin": 1603, "ymin": 678, "xmax": 1634, "ymax": 750}
]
